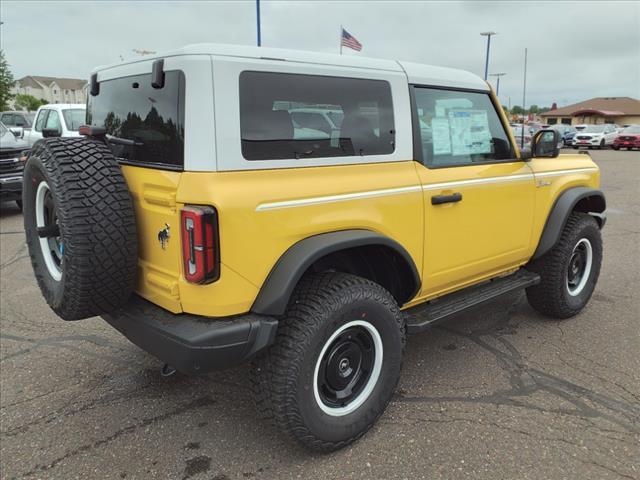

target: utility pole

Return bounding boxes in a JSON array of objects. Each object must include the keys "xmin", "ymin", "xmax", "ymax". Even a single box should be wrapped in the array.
[
  {"xmin": 489, "ymin": 72, "xmax": 506, "ymax": 96},
  {"xmin": 480, "ymin": 31, "xmax": 497, "ymax": 81},
  {"xmin": 521, "ymin": 47, "xmax": 528, "ymax": 148},
  {"xmin": 256, "ymin": 0, "xmax": 262, "ymax": 46}
]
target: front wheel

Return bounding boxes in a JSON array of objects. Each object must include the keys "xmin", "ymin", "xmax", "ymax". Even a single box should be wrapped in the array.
[
  {"xmin": 251, "ymin": 272, "xmax": 405, "ymax": 451},
  {"xmin": 526, "ymin": 212, "xmax": 602, "ymax": 319}
]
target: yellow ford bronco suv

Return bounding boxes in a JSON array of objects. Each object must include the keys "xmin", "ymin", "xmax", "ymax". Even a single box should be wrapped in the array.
[{"xmin": 22, "ymin": 44, "xmax": 606, "ymax": 451}]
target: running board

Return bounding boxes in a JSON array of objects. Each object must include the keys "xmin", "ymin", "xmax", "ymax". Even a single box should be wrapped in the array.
[{"xmin": 404, "ymin": 269, "xmax": 540, "ymax": 334}]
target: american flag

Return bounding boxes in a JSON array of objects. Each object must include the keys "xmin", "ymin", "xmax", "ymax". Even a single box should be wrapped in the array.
[{"xmin": 341, "ymin": 28, "xmax": 362, "ymax": 51}]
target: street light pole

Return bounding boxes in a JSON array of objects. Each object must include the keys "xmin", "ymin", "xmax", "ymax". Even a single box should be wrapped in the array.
[
  {"xmin": 256, "ymin": 0, "xmax": 262, "ymax": 46},
  {"xmin": 489, "ymin": 72, "xmax": 506, "ymax": 96},
  {"xmin": 480, "ymin": 31, "xmax": 497, "ymax": 81},
  {"xmin": 521, "ymin": 47, "xmax": 528, "ymax": 148}
]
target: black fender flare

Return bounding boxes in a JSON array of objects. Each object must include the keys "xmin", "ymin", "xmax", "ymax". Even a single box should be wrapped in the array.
[
  {"xmin": 532, "ymin": 187, "xmax": 606, "ymax": 259},
  {"xmin": 251, "ymin": 230, "xmax": 421, "ymax": 316}
]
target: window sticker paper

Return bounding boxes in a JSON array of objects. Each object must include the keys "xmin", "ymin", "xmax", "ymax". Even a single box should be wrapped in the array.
[
  {"xmin": 431, "ymin": 117, "xmax": 452, "ymax": 155},
  {"xmin": 448, "ymin": 109, "xmax": 492, "ymax": 156}
]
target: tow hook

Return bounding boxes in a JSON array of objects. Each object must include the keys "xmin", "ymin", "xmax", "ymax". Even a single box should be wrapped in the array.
[{"xmin": 161, "ymin": 364, "xmax": 177, "ymax": 377}]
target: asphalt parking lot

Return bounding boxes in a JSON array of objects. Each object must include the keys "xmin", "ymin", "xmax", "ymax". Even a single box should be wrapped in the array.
[{"xmin": 1, "ymin": 149, "xmax": 639, "ymax": 480}]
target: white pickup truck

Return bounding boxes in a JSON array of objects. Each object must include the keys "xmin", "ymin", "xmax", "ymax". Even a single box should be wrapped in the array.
[{"xmin": 24, "ymin": 104, "xmax": 86, "ymax": 147}]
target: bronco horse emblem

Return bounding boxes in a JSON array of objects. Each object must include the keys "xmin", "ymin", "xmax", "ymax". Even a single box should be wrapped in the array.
[{"xmin": 158, "ymin": 223, "xmax": 170, "ymax": 249}]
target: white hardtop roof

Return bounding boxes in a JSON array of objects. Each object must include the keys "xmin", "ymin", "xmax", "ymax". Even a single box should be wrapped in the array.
[{"xmin": 94, "ymin": 43, "xmax": 488, "ymax": 91}]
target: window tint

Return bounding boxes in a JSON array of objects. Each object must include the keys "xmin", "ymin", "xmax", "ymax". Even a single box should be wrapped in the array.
[
  {"xmin": 1, "ymin": 114, "xmax": 14, "ymax": 126},
  {"xmin": 239, "ymin": 71, "xmax": 395, "ymax": 161},
  {"xmin": 87, "ymin": 71, "xmax": 185, "ymax": 169},
  {"xmin": 413, "ymin": 87, "xmax": 512, "ymax": 167},
  {"xmin": 35, "ymin": 110, "xmax": 48, "ymax": 132},
  {"xmin": 45, "ymin": 111, "xmax": 61, "ymax": 131}
]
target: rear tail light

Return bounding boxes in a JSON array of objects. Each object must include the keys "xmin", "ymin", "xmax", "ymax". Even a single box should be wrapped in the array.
[{"xmin": 180, "ymin": 205, "xmax": 220, "ymax": 284}]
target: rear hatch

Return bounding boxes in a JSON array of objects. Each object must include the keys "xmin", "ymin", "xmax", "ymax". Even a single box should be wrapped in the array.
[{"xmin": 87, "ymin": 69, "xmax": 186, "ymax": 312}]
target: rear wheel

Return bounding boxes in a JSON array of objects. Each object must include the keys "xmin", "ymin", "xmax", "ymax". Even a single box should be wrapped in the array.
[
  {"xmin": 23, "ymin": 138, "xmax": 138, "ymax": 320},
  {"xmin": 526, "ymin": 212, "xmax": 602, "ymax": 319},
  {"xmin": 251, "ymin": 272, "xmax": 405, "ymax": 451}
]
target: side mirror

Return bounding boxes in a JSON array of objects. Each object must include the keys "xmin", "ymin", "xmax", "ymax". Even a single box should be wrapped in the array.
[
  {"xmin": 9, "ymin": 127, "xmax": 24, "ymax": 139},
  {"xmin": 42, "ymin": 128, "xmax": 62, "ymax": 138},
  {"xmin": 531, "ymin": 129, "xmax": 560, "ymax": 158}
]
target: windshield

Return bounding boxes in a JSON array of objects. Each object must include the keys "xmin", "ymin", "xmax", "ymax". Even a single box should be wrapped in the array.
[
  {"xmin": 62, "ymin": 109, "xmax": 86, "ymax": 131},
  {"xmin": 0, "ymin": 122, "xmax": 7, "ymax": 136},
  {"xmin": 622, "ymin": 125, "xmax": 640, "ymax": 134},
  {"xmin": 583, "ymin": 125, "xmax": 606, "ymax": 133}
]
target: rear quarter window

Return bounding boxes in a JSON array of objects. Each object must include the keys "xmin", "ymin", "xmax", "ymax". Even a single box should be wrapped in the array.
[
  {"xmin": 239, "ymin": 71, "xmax": 395, "ymax": 161},
  {"xmin": 87, "ymin": 70, "xmax": 185, "ymax": 169}
]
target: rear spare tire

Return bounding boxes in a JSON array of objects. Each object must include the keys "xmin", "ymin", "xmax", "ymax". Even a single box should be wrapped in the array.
[{"xmin": 23, "ymin": 138, "xmax": 137, "ymax": 320}]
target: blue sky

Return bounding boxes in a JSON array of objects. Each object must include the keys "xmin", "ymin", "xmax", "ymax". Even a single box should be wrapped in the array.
[{"xmin": 1, "ymin": 0, "xmax": 639, "ymax": 107}]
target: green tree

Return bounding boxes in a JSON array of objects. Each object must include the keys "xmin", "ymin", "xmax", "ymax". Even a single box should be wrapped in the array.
[
  {"xmin": 511, "ymin": 105, "xmax": 524, "ymax": 115},
  {"xmin": 529, "ymin": 105, "xmax": 539, "ymax": 114},
  {"xmin": 14, "ymin": 93, "xmax": 46, "ymax": 111},
  {"xmin": 0, "ymin": 50, "xmax": 15, "ymax": 111}
]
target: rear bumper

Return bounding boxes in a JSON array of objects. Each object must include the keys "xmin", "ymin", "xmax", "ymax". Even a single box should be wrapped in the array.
[{"xmin": 102, "ymin": 295, "xmax": 278, "ymax": 374}]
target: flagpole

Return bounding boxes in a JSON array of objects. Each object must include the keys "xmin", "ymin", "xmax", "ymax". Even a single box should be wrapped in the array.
[{"xmin": 339, "ymin": 25, "xmax": 343, "ymax": 55}]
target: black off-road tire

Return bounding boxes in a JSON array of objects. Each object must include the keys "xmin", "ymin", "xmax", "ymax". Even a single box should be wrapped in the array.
[
  {"xmin": 526, "ymin": 212, "xmax": 602, "ymax": 319},
  {"xmin": 251, "ymin": 272, "xmax": 405, "ymax": 452},
  {"xmin": 23, "ymin": 138, "xmax": 137, "ymax": 320}
]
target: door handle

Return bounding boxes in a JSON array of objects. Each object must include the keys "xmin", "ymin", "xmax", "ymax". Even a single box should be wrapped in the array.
[{"xmin": 431, "ymin": 192, "xmax": 462, "ymax": 205}]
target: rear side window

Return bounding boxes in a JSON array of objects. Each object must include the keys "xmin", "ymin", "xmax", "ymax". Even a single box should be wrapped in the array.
[
  {"xmin": 62, "ymin": 109, "xmax": 85, "ymax": 131},
  {"xmin": 412, "ymin": 87, "xmax": 512, "ymax": 167},
  {"xmin": 87, "ymin": 71, "xmax": 185, "ymax": 169},
  {"xmin": 239, "ymin": 71, "xmax": 395, "ymax": 161}
]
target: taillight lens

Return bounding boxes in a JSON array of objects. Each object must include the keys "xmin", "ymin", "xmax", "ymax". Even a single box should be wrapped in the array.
[{"xmin": 180, "ymin": 205, "xmax": 219, "ymax": 284}]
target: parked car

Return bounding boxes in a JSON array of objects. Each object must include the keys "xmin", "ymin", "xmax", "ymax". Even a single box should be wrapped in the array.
[
  {"xmin": 572, "ymin": 124, "xmax": 618, "ymax": 149},
  {"xmin": 563, "ymin": 130, "xmax": 578, "ymax": 146},
  {"xmin": 24, "ymin": 104, "xmax": 86, "ymax": 147},
  {"xmin": 22, "ymin": 44, "xmax": 606, "ymax": 452},
  {"xmin": 511, "ymin": 125, "xmax": 532, "ymax": 149},
  {"xmin": 0, "ymin": 111, "xmax": 36, "ymax": 129},
  {"xmin": 612, "ymin": 125, "xmax": 640, "ymax": 150},
  {"xmin": 0, "ymin": 121, "xmax": 29, "ymax": 209},
  {"xmin": 547, "ymin": 124, "xmax": 576, "ymax": 148}
]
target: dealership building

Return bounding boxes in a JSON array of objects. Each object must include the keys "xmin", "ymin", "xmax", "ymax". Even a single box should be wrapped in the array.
[{"xmin": 540, "ymin": 97, "xmax": 640, "ymax": 126}]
